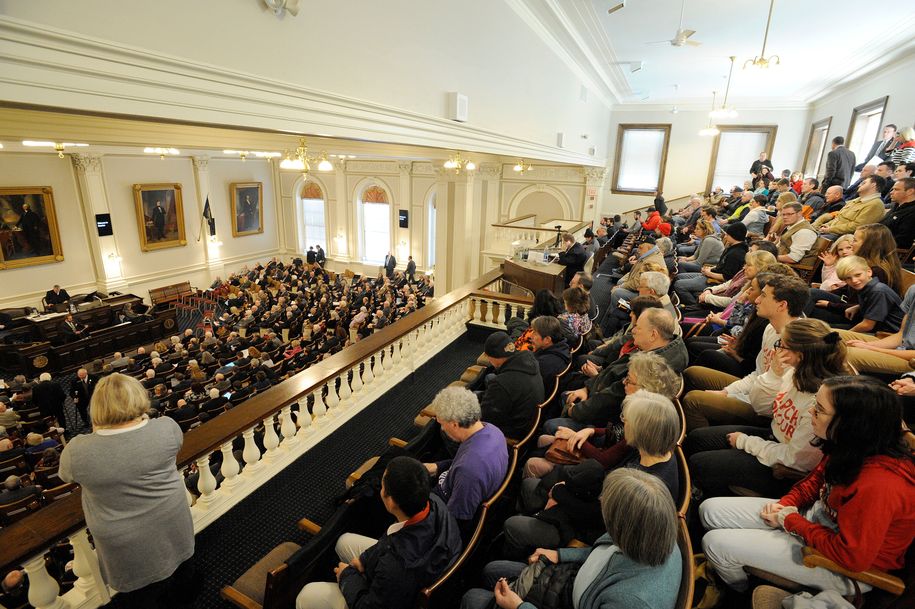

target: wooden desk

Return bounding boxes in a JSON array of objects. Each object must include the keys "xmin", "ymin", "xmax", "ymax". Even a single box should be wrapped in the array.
[
  {"xmin": 502, "ymin": 259, "xmax": 566, "ymax": 295},
  {"xmin": 22, "ymin": 294, "xmax": 142, "ymax": 344}
]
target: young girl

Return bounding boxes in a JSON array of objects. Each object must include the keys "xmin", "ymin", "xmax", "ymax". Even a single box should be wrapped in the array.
[
  {"xmin": 700, "ymin": 376, "xmax": 915, "ymax": 595},
  {"xmin": 816, "ymin": 234, "xmax": 854, "ymax": 292}
]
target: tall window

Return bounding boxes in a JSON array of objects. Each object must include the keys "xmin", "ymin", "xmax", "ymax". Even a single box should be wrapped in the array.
[
  {"xmin": 706, "ymin": 125, "xmax": 777, "ymax": 192},
  {"xmin": 612, "ymin": 124, "xmax": 671, "ymax": 194},
  {"xmin": 427, "ymin": 192, "xmax": 436, "ymax": 268},
  {"xmin": 359, "ymin": 185, "xmax": 390, "ymax": 264},
  {"xmin": 847, "ymin": 96, "xmax": 888, "ymax": 172},
  {"xmin": 301, "ymin": 181, "xmax": 326, "ymax": 251},
  {"xmin": 802, "ymin": 117, "xmax": 832, "ymax": 179}
]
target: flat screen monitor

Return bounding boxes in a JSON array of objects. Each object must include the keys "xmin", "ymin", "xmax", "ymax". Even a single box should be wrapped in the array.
[
  {"xmin": 398, "ymin": 210, "xmax": 409, "ymax": 228},
  {"xmin": 95, "ymin": 213, "xmax": 113, "ymax": 236}
]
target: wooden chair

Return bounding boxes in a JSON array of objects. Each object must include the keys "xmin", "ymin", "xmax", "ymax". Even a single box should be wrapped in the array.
[
  {"xmin": 417, "ymin": 450, "xmax": 519, "ymax": 608},
  {"xmin": 675, "ymin": 517, "xmax": 696, "ymax": 609},
  {"xmin": 673, "ymin": 398, "xmax": 687, "ymax": 447},
  {"xmin": 674, "ymin": 445, "xmax": 691, "ymax": 517},
  {"xmin": 42, "ymin": 482, "xmax": 78, "ymax": 502},
  {"xmin": 0, "ymin": 491, "xmax": 43, "ymax": 525},
  {"xmin": 0, "ymin": 453, "xmax": 29, "ymax": 478}
]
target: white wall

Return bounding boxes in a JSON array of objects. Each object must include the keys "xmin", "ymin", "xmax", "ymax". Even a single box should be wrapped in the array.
[
  {"xmin": 809, "ymin": 54, "xmax": 915, "ymax": 146},
  {"xmin": 207, "ymin": 158, "xmax": 280, "ymax": 263},
  {"xmin": 0, "ymin": 1, "xmax": 609, "ymax": 165},
  {"xmin": 602, "ymin": 105, "xmax": 811, "ymax": 216},
  {"xmin": 0, "ymin": 154, "xmax": 97, "ymax": 305}
]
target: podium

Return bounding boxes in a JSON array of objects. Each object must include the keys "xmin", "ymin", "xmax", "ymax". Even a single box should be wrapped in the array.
[{"xmin": 502, "ymin": 259, "xmax": 566, "ymax": 295}]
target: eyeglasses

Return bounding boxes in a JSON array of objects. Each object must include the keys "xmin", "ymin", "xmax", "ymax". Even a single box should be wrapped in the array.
[
  {"xmin": 812, "ymin": 401, "xmax": 834, "ymax": 419},
  {"xmin": 773, "ymin": 339, "xmax": 794, "ymax": 351}
]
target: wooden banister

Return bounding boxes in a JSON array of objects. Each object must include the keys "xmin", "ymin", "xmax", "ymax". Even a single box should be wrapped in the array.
[{"xmin": 0, "ymin": 267, "xmax": 503, "ymax": 575}]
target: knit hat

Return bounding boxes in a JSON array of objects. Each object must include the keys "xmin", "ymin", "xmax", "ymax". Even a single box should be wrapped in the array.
[
  {"xmin": 724, "ymin": 222, "xmax": 748, "ymax": 241},
  {"xmin": 484, "ymin": 331, "xmax": 516, "ymax": 358},
  {"xmin": 583, "ymin": 228, "xmax": 594, "ymax": 238}
]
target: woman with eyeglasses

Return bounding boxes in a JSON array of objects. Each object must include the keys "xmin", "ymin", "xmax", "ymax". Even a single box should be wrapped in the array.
[
  {"xmin": 685, "ymin": 319, "xmax": 850, "ymax": 498},
  {"xmin": 699, "ymin": 376, "xmax": 915, "ymax": 596}
]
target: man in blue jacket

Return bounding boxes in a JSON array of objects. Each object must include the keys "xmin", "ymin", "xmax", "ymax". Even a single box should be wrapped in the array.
[{"xmin": 296, "ymin": 456, "xmax": 462, "ymax": 609}]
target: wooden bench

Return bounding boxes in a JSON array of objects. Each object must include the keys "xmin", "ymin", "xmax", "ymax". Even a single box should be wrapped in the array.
[{"xmin": 149, "ymin": 281, "xmax": 195, "ymax": 307}]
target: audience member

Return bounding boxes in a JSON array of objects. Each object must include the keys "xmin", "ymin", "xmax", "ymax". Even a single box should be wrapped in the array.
[
  {"xmin": 673, "ymin": 223, "xmax": 749, "ymax": 307},
  {"xmin": 478, "ymin": 332, "xmax": 544, "ymax": 441},
  {"xmin": 823, "ymin": 136, "xmax": 856, "ymax": 189}
]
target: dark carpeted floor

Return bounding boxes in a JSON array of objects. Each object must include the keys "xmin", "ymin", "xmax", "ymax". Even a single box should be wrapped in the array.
[{"xmin": 145, "ymin": 326, "xmax": 490, "ymax": 609}]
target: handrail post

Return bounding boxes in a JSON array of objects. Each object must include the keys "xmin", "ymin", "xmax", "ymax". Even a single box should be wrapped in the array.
[
  {"xmin": 71, "ymin": 527, "xmax": 110, "ymax": 604},
  {"xmin": 219, "ymin": 441, "xmax": 241, "ymax": 488},
  {"xmin": 23, "ymin": 553, "xmax": 67, "ymax": 609}
]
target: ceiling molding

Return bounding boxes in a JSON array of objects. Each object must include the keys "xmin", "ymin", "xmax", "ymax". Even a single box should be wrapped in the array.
[
  {"xmin": 0, "ymin": 16, "xmax": 605, "ymax": 167},
  {"xmin": 611, "ymin": 99, "xmax": 810, "ymax": 112}
]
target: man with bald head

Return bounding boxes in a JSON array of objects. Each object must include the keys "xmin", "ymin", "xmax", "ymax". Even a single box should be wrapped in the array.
[
  {"xmin": 844, "ymin": 164, "xmax": 875, "ymax": 200},
  {"xmin": 70, "ymin": 368, "xmax": 96, "ymax": 426}
]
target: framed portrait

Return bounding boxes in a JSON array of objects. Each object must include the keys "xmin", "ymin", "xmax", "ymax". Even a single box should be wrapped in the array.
[
  {"xmin": 133, "ymin": 183, "xmax": 187, "ymax": 251},
  {"xmin": 230, "ymin": 182, "xmax": 264, "ymax": 237},
  {"xmin": 0, "ymin": 187, "xmax": 64, "ymax": 270}
]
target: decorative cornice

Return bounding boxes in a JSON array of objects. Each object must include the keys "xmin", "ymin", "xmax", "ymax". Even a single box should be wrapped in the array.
[
  {"xmin": 583, "ymin": 167, "xmax": 606, "ymax": 182},
  {"xmin": 397, "ymin": 162, "xmax": 412, "ymax": 175},
  {"xmin": 0, "ymin": 16, "xmax": 605, "ymax": 166}
]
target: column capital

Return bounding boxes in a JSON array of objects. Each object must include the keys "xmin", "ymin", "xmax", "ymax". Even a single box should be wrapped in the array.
[
  {"xmin": 583, "ymin": 166, "xmax": 607, "ymax": 182},
  {"xmin": 192, "ymin": 156, "xmax": 210, "ymax": 171},
  {"xmin": 479, "ymin": 163, "xmax": 502, "ymax": 180},
  {"xmin": 398, "ymin": 162, "xmax": 412, "ymax": 175},
  {"xmin": 70, "ymin": 153, "xmax": 102, "ymax": 174}
]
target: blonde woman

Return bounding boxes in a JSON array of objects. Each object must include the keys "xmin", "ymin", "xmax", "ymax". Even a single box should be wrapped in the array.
[{"xmin": 59, "ymin": 373, "xmax": 196, "ymax": 607}]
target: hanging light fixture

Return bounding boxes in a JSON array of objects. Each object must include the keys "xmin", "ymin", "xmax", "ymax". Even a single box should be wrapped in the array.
[
  {"xmin": 442, "ymin": 152, "xmax": 476, "ymax": 174},
  {"xmin": 670, "ymin": 84, "xmax": 680, "ymax": 114},
  {"xmin": 709, "ymin": 56, "xmax": 739, "ymax": 119},
  {"xmin": 513, "ymin": 159, "xmax": 534, "ymax": 175},
  {"xmin": 279, "ymin": 138, "xmax": 334, "ymax": 177},
  {"xmin": 698, "ymin": 92, "xmax": 720, "ymax": 137},
  {"xmin": 744, "ymin": 0, "xmax": 780, "ymax": 69},
  {"xmin": 22, "ymin": 141, "xmax": 89, "ymax": 158}
]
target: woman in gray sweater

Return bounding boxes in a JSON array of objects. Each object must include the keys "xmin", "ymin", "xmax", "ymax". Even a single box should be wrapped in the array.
[
  {"xmin": 60, "ymin": 373, "xmax": 196, "ymax": 608},
  {"xmin": 678, "ymin": 220, "xmax": 723, "ymax": 273}
]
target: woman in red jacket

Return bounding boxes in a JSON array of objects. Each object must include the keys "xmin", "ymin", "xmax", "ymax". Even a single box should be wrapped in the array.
[{"xmin": 698, "ymin": 376, "xmax": 915, "ymax": 595}]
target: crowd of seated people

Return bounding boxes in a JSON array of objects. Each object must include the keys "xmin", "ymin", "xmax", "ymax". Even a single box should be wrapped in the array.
[{"xmin": 282, "ymin": 151, "xmax": 914, "ymax": 608}]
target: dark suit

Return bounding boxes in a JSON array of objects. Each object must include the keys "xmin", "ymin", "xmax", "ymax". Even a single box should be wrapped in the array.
[
  {"xmin": 406, "ymin": 259, "xmax": 416, "ymax": 282},
  {"xmin": 557, "ymin": 242, "xmax": 588, "ymax": 287},
  {"xmin": 70, "ymin": 375, "xmax": 97, "ymax": 425},
  {"xmin": 824, "ymin": 146, "xmax": 856, "ymax": 189},
  {"xmin": 45, "ymin": 289, "xmax": 70, "ymax": 306},
  {"xmin": 58, "ymin": 320, "xmax": 85, "ymax": 342},
  {"xmin": 17, "ymin": 209, "xmax": 41, "ymax": 253},
  {"xmin": 31, "ymin": 380, "xmax": 68, "ymax": 428},
  {"xmin": 384, "ymin": 254, "xmax": 397, "ymax": 278},
  {"xmin": 151, "ymin": 204, "xmax": 166, "ymax": 240},
  {"xmin": 855, "ymin": 138, "xmax": 895, "ymax": 171},
  {"xmin": 306, "ymin": 250, "xmax": 317, "ymax": 264}
]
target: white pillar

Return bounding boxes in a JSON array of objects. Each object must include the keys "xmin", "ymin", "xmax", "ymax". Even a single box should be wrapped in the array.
[
  {"xmin": 220, "ymin": 441, "xmax": 241, "ymax": 489},
  {"xmin": 70, "ymin": 528, "xmax": 110, "ymax": 604},
  {"xmin": 279, "ymin": 405, "xmax": 299, "ymax": 447},
  {"xmin": 262, "ymin": 413, "xmax": 280, "ymax": 460},
  {"xmin": 71, "ymin": 154, "xmax": 129, "ymax": 294},
  {"xmin": 195, "ymin": 454, "xmax": 218, "ymax": 506},
  {"xmin": 584, "ymin": 167, "xmax": 608, "ymax": 226},
  {"xmin": 296, "ymin": 398, "xmax": 313, "ymax": 436},
  {"xmin": 23, "ymin": 554, "xmax": 67, "ymax": 609},
  {"xmin": 241, "ymin": 427, "xmax": 262, "ymax": 474},
  {"xmin": 192, "ymin": 156, "xmax": 226, "ymax": 284}
]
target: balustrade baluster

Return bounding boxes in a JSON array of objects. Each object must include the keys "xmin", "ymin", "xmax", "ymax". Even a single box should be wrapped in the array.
[
  {"xmin": 324, "ymin": 381, "xmax": 340, "ymax": 414},
  {"xmin": 262, "ymin": 413, "xmax": 280, "ymax": 460},
  {"xmin": 70, "ymin": 528, "xmax": 109, "ymax": 603},
  {"xmin": 312, "ymin": 388, "xmax": 327, "ymax": 422},
  {"xmin": 296, "ymin": 398, "xmax": 313, "ymax": 435},
  {"xmin": 220, "ymin": 441, "xmax": 241, "ymax": 487},
  {"xmin": 195, "ymin": 454, "xmax": 218, "ymax": 504},
  {"xmin": 338, "ymin": 374, "xmax": 353, "ymax": 408},
  {"xmin": 351, "ymin": 364, "xmax": 364, "ymax": 395},
  {"xmin": 390, "ymin": 339, "xmax": 402, "ymax": 370},
  {"xmin": 241, "ymin": 427, "xmax": 262, "ymax": 473},
  {"xmin": 495, "ymin": 300, "xmax": 506, "ymax": 326},
  {"xmin": 375, "ymin": 348, "xmax": 387, "ymax": 377},
  {"xmin": 363, "ymin": 355, "xmax": 375, "ymax": 385},
  {"xmin": 24, "ymin": 552, "xmax": 67, "ymax": 609}
]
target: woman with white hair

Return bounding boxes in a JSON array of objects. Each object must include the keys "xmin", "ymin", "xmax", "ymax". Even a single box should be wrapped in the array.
[
  {"xmin": 504, "ymin": 390, "xmax": 681, "ymax": 559},
  {"xmin": 59, "ymin": 373, "xmax": 196, "ymax": 607},
  {"xmin": 463, "ymin": 468, "xmax": 682, "ymax": 609}
]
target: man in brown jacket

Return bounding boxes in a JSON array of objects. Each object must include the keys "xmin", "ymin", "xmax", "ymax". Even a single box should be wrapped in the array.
[
  {"xmin": 815, "ymin": 175, "xmax": 887, "ymax": 239},
  {"xmin": 604, "ymin": 241, "xmax": 668, "ymax": 334},
  {"xmin": 773, "ymin": 202, "xmax": 821, "ymax": 266}
]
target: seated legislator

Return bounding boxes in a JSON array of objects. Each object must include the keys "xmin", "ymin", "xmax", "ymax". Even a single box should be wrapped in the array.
[
  {"xmin": 424, "ymin": 387, "xmax": 509, "ymax": 539},
  {"xmin": 45, "ymin": 284, "xmax": 70, "ymax": 309},
  {"xmin": 58, "ymin": 313, "xmax": 87, "ymax": 342},
  {"xmin": 478, "ymin": 332, "xmax": 544, "ymax": 441},
  {"xmin": 295, "ymin": 456, "xmax": 462, "ymax": 609}
]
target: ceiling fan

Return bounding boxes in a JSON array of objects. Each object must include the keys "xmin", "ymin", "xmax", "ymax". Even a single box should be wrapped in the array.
[{"xmin": 646, "ymin": 0, "xmax": 702, "ymax": 47}]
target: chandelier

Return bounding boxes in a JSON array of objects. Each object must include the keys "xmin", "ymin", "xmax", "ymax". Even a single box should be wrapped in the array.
[
  {"xmin": 709, "ymin": 56, "xmax": 738, "ymax": 119},
  {"xmin": 22, "ymin": 140, "xmax": 89, "ymax": 158},
  {"xmin": 698, "ymin": 92, "xmax": 720, "ymax": 137},
  {"xmin": 443, "ymin": 152, "xmax": 476, "ymax": 174},
  {"xmin": 744, "ymin": 0, "xmax": 780, "ymax": 69},
  {"xmin": 513, "ymin": 159, "xmax": 534, "ymax": 175},
  {"xmin": 279, "ymin": 138, "xmax": 333, "ymax": 176}
]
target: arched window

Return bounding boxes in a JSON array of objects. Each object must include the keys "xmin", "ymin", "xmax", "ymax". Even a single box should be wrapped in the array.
[
  {"xmin": 427, "ymin": 191, "xmax": 436, "ymax": 268},
  {"xmin": 301, "ymin": 181, "xmax": 327, "ymax": 251},
  {"xmin": 359, "ymin": 185, "xmax": 390, "ymax": 264}
]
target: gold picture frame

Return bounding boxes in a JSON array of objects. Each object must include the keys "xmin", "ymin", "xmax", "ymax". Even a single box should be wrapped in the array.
[
  {"xmin": 230, "ymin": 182, "xmax": 264, "ymax": 237},
  {"xmin": 0, "ymin": 186, "xmax": 64, "ymax": 270},
  {"xmin": 133, "ymin": 183, "xmax": 187, "ymax": 251}
]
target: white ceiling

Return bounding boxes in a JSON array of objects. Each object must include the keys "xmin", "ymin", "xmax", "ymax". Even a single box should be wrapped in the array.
[{"xmin": 511, "ymin": 0, "xmax": 915, "ymax": 107}]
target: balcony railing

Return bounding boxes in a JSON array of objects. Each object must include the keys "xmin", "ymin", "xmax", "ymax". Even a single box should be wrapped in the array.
[{"xmin": 0, "ymin": 268, "xmax": 533, "ymax": 609}]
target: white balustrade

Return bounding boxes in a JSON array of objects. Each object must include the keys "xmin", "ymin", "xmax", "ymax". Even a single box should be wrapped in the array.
[
  {"xmin": 350, "ymin": 365, "xmax": 364, "ymax": 395},
  {"xmin": 495, "ymin": 301, "xmax": 506, "ymax": 326},
  {"xmin": 195, "ymin": 454, "xmax": 218, "ymax": 505},
  {"xmin": 220, "ymin": 441, "xmax": 241, "ymax": 488},
  {"xmin": 387, "ymin": 341, "xmax": 399, "ymax": 371},
  {"xmin": 241, "ymin": 427, "xmax": 262, "ymax": 474},
  {"xmin": 262, "ymin": 414, "xmax": 280, "ymax": 460},
  {"xmin": 24, "ymin": 553, "xmax": 67, "ymax": 609},
  {"xmin": 374, "ymin": 349, "xmax": 385, "ymax": 377},
  {"xmin": 70, "ymin": 528, "xmax": 109, "ymax": 603}
]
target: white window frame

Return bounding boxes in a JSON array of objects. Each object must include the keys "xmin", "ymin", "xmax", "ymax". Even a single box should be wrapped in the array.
[
  {"xmin": 612, "ymin": 124, "xmax": 671, "ymax": 194},
  {"xmin": 357, "ymin": 184, "xmax": 392, "ymax": 265},
  {"xmin": 802, "ymin": 117, "xmax": 832, "ymax": 180}
]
